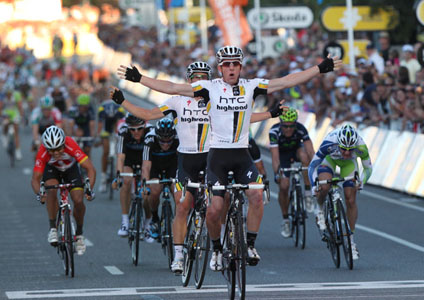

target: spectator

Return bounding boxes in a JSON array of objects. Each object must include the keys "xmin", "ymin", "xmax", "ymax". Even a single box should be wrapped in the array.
[
  {"xmin": 400, "ymin": 44, "xmax": 421, "ymax": 84},
  {"xmin": 378, "ymin": 31, "xmax": 391, "ymax": 63},
  {"xmin": 366, "ymin": 44, "xmax": 385, "ymax": 75}
]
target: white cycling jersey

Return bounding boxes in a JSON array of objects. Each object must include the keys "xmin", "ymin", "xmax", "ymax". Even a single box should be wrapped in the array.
[
  {"xmin": 192, "ymin": 78, "xmax": 268, "ymax": 148},
  {"xmin": 159, "ymin": 95, "xmax": 210, "ymax": 153}
]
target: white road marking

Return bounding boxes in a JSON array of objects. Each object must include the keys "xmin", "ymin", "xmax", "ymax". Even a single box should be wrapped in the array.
[
  {"xmin": 6, "ymin": 280, "xmax": 424, "ymax": 299},
  {"xmin": 355, "ymin": 224, "xmax": 424, "ymax": 253},
  {"xmin": 104, "ymin": 266, "xmax": 123, "ymax": 275},
  {"xmin": 360, "ymin": 190, "xmax": 424, "ymax": 213}
]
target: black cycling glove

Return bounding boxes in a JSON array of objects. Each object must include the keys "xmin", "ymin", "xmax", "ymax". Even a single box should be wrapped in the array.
[
  {"xmin": 125, "ymin": 66, "xmax": 142, "ymax": 82},
  {"xmin": 318, "ymin": 57, "xmax": 334, "ymax": 73},
  {"xmin": 111, "ymin": 89, "xmax": 125, "ymax": 105},
  {"xmin": 269, "ymin": 104, "xmax": 283, "ymax": 118}
]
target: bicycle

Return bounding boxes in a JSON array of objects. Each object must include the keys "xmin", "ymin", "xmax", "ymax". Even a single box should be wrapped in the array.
[
  {"xmin": 181, "ymin": 171, "xmax": 210, "ymax": 289},
  {"xmin": 1, "ymin": 116, "xmax": 15, "ymax": 167},
  {"xmin": 145, "ymin": 173, "xmax": 176, "ymax": 270},
  {"xmin": 120, "ymin": 166, "xmax": 145, "ymax": 266},
  {"xmin": 39, "ymin": 178, "xmax": 91, "ymax": 277},
  {"xmin": 214, "ymin": 171, "xmax": 268, "ymax": 300},
  {"xmin": 315, "ymin": 174, "xmax": 357, "ymax": 270},
  {"xmin": 280, "ymin": 162, "xmax": 309, "ymax": 249}
]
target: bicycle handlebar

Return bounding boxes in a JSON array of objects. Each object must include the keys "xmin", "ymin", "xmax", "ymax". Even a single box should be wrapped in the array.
[
  {"xmin": 281, "ymin": 166, "xmax": 309, "ymax": 173},
  {"xmin": 145, "ymin": 178, "xmax": 176, "ymax": 185},
  {"xmin": 71, "ymin": 136, "xmax": 94, "ymax": 142},
  {"xmin": 315, "ymin": 175, "xmax": 356, "ymax": 186}
]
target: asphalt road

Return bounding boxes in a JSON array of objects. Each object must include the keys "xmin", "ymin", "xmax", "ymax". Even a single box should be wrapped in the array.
[{"xmin": 2, "ymin": 96, "xmax": 424, "ymax": 300}]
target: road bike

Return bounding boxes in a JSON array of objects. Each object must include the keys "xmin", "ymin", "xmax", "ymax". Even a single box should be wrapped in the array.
[
  {"xmin": 316, "ymin": 174, "xmax": 356, "ymax": 270},
  {"xmin": 145, "ymin": 173, "xmax": 176, "ymax": 269},
  {"xmin": 39, "ymin": 178, "xmax": 91, "ymax": 277},
  {"xmin": 181, "ymin": 171, "xmax": 210, "ymax": 289},
  {"xmin": 281, "ymin": 162, "xmax": 308, "ymax": 249},
  {"xmin": 214, "ymin": 171, "xmax": 268, "ymax": 300},
  {"xmin": 120, "ymin": 166, "xmax": 145, "ymax": 266}
]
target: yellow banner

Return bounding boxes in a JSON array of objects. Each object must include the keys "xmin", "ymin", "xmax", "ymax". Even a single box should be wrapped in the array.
[
  {"xmin": 321, "ymin": 6, "xmax": 398, "ymax": 31},
  {"xmin": 167, "ymin": 7, "xmax": 213, "ymax": 23},
  {"xmin": 338, "ymin": 39, "xmax": 370, "ymax": 64}
]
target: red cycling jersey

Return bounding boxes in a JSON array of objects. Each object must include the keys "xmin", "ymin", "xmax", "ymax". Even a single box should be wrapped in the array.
[{"xmin": 34, "ymin": 137, "xmax": 88, "ymax": 173}]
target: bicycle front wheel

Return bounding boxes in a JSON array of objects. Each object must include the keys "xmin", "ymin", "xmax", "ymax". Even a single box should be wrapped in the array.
[
  {"xmin": 234, "ymin": 209, "xmax": 246, "ymax": 300},
  {"xmin": 194, "ymin": 211, "xmax": 210, "ymax": 289},
  {"xmin": 337, "ymin": 200, "xmax": 353, "ymax": 270},
  {"xmin": 129, "ymin": 199, "xmax": 141, "ymax": 266},
  {"xmin": 161, "ymin": 201, "xmax": 174, "ymax": 269},
  {"xmin": 64, "ymin": 208, "xmax": 74, "ymax": 277},
  {"xmin": 296, "ymin": 186, "xmax": 306, "ymax": 250},
  {"xmin": 108, "ymin": 156, "xmax": 115, "ymax": 200},
  {"xmin": 182, "ymin": 210, "xmax": 195, "ymax": 286},
  {"xmin": 222, "ymin": 219, "xmax": 236, "ymax": 300},
  {"xmin": 325, "ymin": 200, "xmax": 340, "ymax": 268},
  {"xmin": 289, "ymin": 190, "xmax": 299, "ymax": 247}
]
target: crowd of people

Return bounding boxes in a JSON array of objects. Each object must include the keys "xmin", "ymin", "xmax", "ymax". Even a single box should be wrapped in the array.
[{"xmin": 98, "ymin": 22, "xmax": 424, "ymax": 133}]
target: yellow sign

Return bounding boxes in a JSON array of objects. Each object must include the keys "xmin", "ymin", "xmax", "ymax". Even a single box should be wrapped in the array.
[
  {"xmin": 417, "ymin": 0, "xmax": 424, "ymax": 26},
  {"xmin": 338, "ymin": 40, "xmax": 370, "ymax": 64},
  {"xmin": 167, "ymin": 7, "xmax": 213, "ymax": 23},
  {"xmin": 176, "ymin": 29, "xmax": 196, "ymax": 45},
  {"xmin": 321, "ymin": 6, "xmax": 398, "ymax": 31}
]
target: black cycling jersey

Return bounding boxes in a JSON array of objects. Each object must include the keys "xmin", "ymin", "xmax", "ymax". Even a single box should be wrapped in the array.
[
  {"xmin": 117, "ymin": 123, "xmax": 153, "ymax": 167},
  {"xmin": 143, "ymin": 130, "xmax": 179, "ymax": 179},
  {"xmin": 67, "ymin": 105, "xmax": 95, "ymax": 135},
  {"xmin": 269, "ymin": 122, "xmax": 310, "ymax": 152},
  {"xmin": 248, "ymin": 137, "xmax": 261, "ymax": 162}
]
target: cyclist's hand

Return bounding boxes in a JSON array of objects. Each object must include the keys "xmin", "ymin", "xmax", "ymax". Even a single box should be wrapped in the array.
[
  {"xmin": 140, "ymin": 186, "xmax": 150, "ymax": 197},
  {"xmin": 111, "ymin": 88, "xmax": 125, "ymax": 105},
  {"xmin": 112, "ymin": 177, "xmax": 122, "ymax": 189},
  {"xmin": 36, "ymin": 193, "xmax": 46, "ymax": 204},
  {"xmin": 86, "ymin": 191, "xmax": 95, "ymax": 201},
  {"xmin": 118, "ymin": 65, "xmax": 142, "ymax": 83},
  {"xmin": 274, "ymin": 173, "xmax": 280, "ymax": 184}
]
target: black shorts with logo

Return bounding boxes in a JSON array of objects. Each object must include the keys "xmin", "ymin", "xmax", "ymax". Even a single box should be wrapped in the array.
[
  {"xmin": 207, "ymin": 148, "xmax": 260, "ymax": 197},
  {"xmin": 42, "ymin": 162, "xmax": 84, "ymax": 188},
  {"xmin": 177, "ymin": 152, "xmax": 208, "ymax": 195}
]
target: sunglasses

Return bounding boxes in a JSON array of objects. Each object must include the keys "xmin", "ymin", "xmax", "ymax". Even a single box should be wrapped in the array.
[
  {"xmin": 48, "ymin": 146, "xmax": 64, "ymax": 153},
  {"xmin": 281, "ymin": 124, "xmax": 296, "ymax": 128},
  {"xmin": 159, "ymin": 139, "xmax": 173, "ymax": 145},
  {"xmin": 339, "ymin": 146, "xmax": 356, "ymax": 152},
  {"xmin": 190, "ymin": 74, "xmax": 209, "ymax": 80},
  {"xmin": 221, "ymin": 61, "xmax": 241, "ymax": 67},
  {"xmin": 129, "ymin": 126, "xmax": 144, "ymax": 132}
]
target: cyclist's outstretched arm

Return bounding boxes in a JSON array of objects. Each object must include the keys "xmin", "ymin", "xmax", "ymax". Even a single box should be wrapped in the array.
[
  {"xmin": 267, "ymin": 55, "xmax": 342, "ymax": 94},
  {"xmin": 121, "ymin": 100, "xmax": 164, "ymax": 121},
  {"xmin": 250, "ymin": 99, "xmax": 288, "ymax": 123},
  {"xmin": 117, "ymin": 65, "xmax": 193, "ymax": 97}
]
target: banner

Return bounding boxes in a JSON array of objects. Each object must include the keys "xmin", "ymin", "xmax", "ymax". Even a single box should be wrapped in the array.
[{"xmin": 208, "ymin": 0, "xmax": 252, "ymax": 47}]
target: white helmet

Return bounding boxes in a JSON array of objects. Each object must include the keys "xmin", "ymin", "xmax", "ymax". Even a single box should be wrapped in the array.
[
  {"xmin": 42, "ymin": 125, "xmax": 65, "ymax": 149},
  {"xmin": 216, "ymin": 46, "xmax": 244, "ymax": 65},
  {"xmin": 337, "ymin": 124, "xmax": 358, "ymax": 149},
  {"xmin": 186, "ymin": 61, "xmax": 212, "ymax": 80}
]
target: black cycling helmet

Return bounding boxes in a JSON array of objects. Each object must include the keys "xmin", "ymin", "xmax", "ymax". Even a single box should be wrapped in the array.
[
  {"xmin": 155, "ymin": 118, "xmax": 175, "ymax": 139},
  {"xmin": 125, "ymin": 113, "xmax": 145, "ymax": 127}
]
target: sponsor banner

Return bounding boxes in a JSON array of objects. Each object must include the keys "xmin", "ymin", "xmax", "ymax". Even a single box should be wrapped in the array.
[
  {"xmin": 247, "ymin": 6, "xmax": 314, "ymax": 29},
  {"xmin": 416, "ymin": 0, "xmax": 424, "ymax": 26},
  {"xmin": 338, "ymin": 39, "xmax": 370, "ymax": 64},
  {"xmin": 167, "ymin": 7, "xmax": 213, "ymax": 23},
  {"xmin": 321, "ymin": 6, "xmax": 399, "ymax": 31},
  {"xmin": 247, "ymin": 36, "xmax": 288, "ymax": 58},
  {"xmin": 208, "ymin": 0, "xmax": 252, "ymax": 47}
]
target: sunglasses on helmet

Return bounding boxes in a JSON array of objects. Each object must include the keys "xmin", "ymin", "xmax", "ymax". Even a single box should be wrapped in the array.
[{"xmin": 221, "ymin": 61, "xmax": 241, "ymax": 67}]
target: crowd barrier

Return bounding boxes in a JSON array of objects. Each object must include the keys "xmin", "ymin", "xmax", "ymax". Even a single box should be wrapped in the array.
[{"xmin": 92, "ymin": 42, "xmax": 424, "ymax": 198}]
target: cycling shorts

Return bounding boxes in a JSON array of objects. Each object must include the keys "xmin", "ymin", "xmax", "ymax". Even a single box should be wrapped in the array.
[
  {"xmin": 176, "ymin": 152, "xmax": 208, "ymax": 196},
  {"xmin": 42, "ymin": 162, "xmax": 83, "ymax": 189},
  {"xmin": 207, "ymin": 148, "xmax": 260, "ymax": 197},
  {"xmin": 150, "ymin": 159, "xmax": 177, "ymax": 180}
]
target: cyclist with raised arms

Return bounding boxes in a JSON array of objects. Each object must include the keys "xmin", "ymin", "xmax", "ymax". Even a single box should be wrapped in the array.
[
  {"xmin": 113, "ymin": 114, "xmax": 153, "ymax": 238},
  {"xmin": 116, "ymin": 46, "xmax": 341, "ymax": 270},
  {"xmin": 308, "ymin": 124, "xmax": 372, "ymax": 260},
  {"xmin": 31, "ymin": 126, "xmax": 96, "ymax": 255},
  {"xmin": 142, "ymin": 118, "xmax": 179, "ymax": 241},
  {"xmin": 97, "ymin": 97, "xmax": 126, "ymax": 193},
  {"xmin": 111, "ymin": 62, "xmax": 212, "ymax": 273},
  {"xmin": 269, "ymin": 107, "xmax": 315, "ymax": 238}
]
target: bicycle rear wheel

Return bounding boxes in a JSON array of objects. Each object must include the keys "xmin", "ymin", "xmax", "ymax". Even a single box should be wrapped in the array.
[
  {"xmin": 182, "ymin": 210, "xmax": 195, "ymax": 286},
  {"xmin": 296, "ymin": 187, "xmax": 306, "ymax": 250},
  {"xmin": 194, "ymin": 212, "xmax": 210, "ymax": 289},
  {"xmin": 64, "ymin": 208, "xmax": 74, "ymax": 277},
  {"xmin": 325, "ymin": 200, "xmax": 340, "ymax": 268},
  {"xmin": 337, "ymin": 200, "xmax": 353, "ymax": 270},
  {"xmin": 161, "ymin": 201, "xmax": 174, "ymax": 269}
]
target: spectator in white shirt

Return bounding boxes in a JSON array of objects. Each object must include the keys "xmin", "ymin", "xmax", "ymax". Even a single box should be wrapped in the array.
[
  {"xmin": 400, "ymin": 44, "xmax": 421, "ymax": 84},
  {"xmin": 366, "ymin": 44, "xmax": 385, "ymax": 75}
]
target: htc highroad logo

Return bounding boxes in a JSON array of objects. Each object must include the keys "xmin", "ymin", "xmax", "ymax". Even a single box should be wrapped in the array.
[
  {"xmin": 217, "ymin": 96, "xmax": 247, "ymax": 111},
  {"xmin": 181, "ymin": 107, "xmax": 209, "ymax": 123}
]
